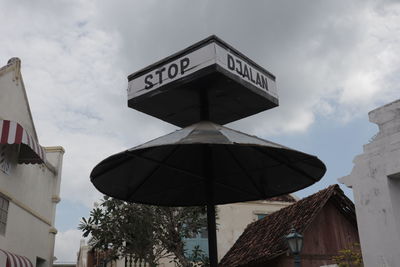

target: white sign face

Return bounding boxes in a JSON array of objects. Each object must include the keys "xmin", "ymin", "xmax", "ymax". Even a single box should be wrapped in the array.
[
  {"xmin": 128, "ymin": 41, "xmax": 277, "ymax": 100},
  {"xmin": 215, "ymin": 44, "xmax": 278, "ymax": 98},
  {"xmin": 128, "ymin": 43, "xmax": 216, "ymax": 99}
]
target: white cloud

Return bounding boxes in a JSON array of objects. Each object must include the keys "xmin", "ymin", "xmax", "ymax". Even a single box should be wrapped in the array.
[
  {"xmin": 1, "ymin": 0, "xmax": 176, "ymax": 206},
  {"xmin": 0, "ymin": 0, "xmax": 399, "ymax": 205},
  {"xmin": 340, "ymin": 71, "xmax": 379, "ymax": 106},
  {"xmin": 54, "ymin": 229, "xmax": 83, "ymax": 263},
  {"xmin": 334, "ymin": 3, "xmax": 400, "ymax": 120}
]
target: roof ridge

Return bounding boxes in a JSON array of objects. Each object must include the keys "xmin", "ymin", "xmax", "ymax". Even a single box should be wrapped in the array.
[
  {"xmin": 244, "ymin": 184, "xmax": 338, "ymax": 231},
  {"xmin": 0, "ymin": 58, "xmax": 21, "ymax": 79},
  {"xmin": 299, "ymin": 184, "xmax": 338, "ymax": 235}
]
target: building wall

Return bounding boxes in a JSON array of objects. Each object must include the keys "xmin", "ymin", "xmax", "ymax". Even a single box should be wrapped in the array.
[
  {"xmin": 302, "ymin": 202, "xmax": 359, "ymax": 257},
  {"xmin": 0, "ymin": 146, "xmax": 64, "ymax": 267},
  {"xmin": 339, "ymin": 99, "xmax": 400, "ymax": 267},
  {"xmin": 0, "ymin": 59, "xmax": 64, "ymax": 267},
  {"xmin": 77, "ymin": 241, "xmax": 89, "ymax": 267},
  {"xmin": 217, "ymin": 200, "xmax": 292, "ymax": 261}
]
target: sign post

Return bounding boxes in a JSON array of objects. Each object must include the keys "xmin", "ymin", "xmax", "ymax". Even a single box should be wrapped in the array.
[
  {"xmin": 91, "ymin": 36, "xmax": 326, "ymax": 267},
  {"xmin": 127, "ymin": 36, "xmax": 280, "ymax": 267}
]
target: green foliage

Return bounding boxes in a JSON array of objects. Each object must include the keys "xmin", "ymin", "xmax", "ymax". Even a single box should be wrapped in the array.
[
  {"xmin": 78, "ymin": 196, "xmax": 209, "ymax": 267},
  {"xmin": 186, "ymin": 245, "xmax": 209, "ymax": 267},
  {"xmin": 332, "ymin": 243, "xmax": 363, "ymax": 267}
]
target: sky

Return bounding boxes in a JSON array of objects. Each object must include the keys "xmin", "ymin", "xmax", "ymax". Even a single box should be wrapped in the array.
[{"xmin": 1, "ymin": 0, "xmax": 399, "ymax": 263}]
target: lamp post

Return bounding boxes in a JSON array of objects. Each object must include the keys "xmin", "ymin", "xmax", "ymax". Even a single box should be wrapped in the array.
[{"xmin": 286, "ymin": 228, "xmax": 303, "ymax": 267}]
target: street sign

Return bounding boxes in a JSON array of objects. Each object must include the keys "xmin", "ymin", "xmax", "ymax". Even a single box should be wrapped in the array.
[
  {"xmin": 128, "ymin": 35, "xmax": 279, "ymax": 127},
  {"xmin": 94, "ymin": 36, "xmax": 325, "ymax": 267}
]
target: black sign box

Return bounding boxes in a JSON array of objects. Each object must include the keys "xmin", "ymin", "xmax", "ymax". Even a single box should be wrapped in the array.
[{"xmin": 127, "ymin": 35, "xmax": 278, "ymax": 127}]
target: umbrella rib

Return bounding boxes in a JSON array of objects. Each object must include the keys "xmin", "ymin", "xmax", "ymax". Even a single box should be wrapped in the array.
[
  {"xmin": 273, "ymin": 149, "xmax": 325, "ymax": 180},
  {"xmin": 213, "ymin": 180, "xmax": 259, "ymax": 199},
  {"xmin": 126, "ymin": 149, "xmax": 205, "ymax": 180},
  {"xmin": 91, "ymin": 155, "xmax": 132, "ymax": 179},
  {"xmin": 278, "ymin": 152, "xmax": 324, "ymax": 169},
  {"xmin": 132, "ymin": 180, "xmax": 205, "ymax": 205},
  {"xmin": 254, "ymin": 147, "xmax": 317, "ymax": 182},
  {"xmin": 224, "ymin": 146, "xmax": 266, "ymax": 198},
  {"xmin": 125, "ymin": 146, "xmax": 181, "ymax": 201},
  {"xmin": 128, "ymin": 149, "xmax": 259, "ymax": 201}
]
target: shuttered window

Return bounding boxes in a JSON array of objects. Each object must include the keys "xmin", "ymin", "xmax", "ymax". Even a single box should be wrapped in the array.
[{"xmin": 0, "ymin": 195, "xmax": 9, "ymax": 235}]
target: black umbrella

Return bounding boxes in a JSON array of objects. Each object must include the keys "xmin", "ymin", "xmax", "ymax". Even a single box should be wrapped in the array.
[{"xmin": 91, "ymin": 121, "xmax": 326, "ymax": 266}]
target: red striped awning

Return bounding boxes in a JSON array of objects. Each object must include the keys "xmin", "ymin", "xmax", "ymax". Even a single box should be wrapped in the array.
[
  {"xmin": 0, "ymin": 249, "xmax": 34, "ymax": 267},
  {"xmin": 0, "ymin": 120, "xmax": 45, "ymax": 164}
]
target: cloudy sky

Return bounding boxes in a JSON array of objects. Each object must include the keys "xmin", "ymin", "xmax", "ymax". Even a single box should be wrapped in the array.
[{"xmin": 1, "ymin": 0, "xmax": 399, "ymax": 262}]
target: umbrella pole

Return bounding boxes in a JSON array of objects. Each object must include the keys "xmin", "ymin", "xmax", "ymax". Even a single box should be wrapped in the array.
[
  {"xmin": 205, "ymin": 145, "xmax": 218, "ymax": 267},
  {"xmin": 207, "ymin": 202, "xmax": 218, "ymax": 267},
  {"xmin": 200, "ymin": 89, "xmax": 218, "ymax": 266}
]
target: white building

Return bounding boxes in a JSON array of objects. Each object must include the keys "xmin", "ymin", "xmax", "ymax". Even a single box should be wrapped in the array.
[
  {"xmin": 215, "ymin": 196, "xmax": 296, "ymax": 262},
  {"xmin": 76, "ymin": 239, "xmax": 90, "ymax": 267},
  {"xmin": 0, "ymin": 58, "xmax": 64, "ymax": 267},
  {"xmin": 339, "ymin": 99, "xmax": 400, "ymax": 267}
]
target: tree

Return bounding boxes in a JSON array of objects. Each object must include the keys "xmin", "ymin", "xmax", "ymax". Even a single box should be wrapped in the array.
[
  {"xmin": 79, "ymin": 196, "xmax": 209, "ymax": 267},
  {"xmin": 332, "ymin": 243, "xmax": 363, "ymax": 267}
]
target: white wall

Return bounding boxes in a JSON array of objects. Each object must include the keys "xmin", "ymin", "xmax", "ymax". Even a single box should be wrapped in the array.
[
  {"xmin": 0, "ymin": 146, "xmax": 64, "ymax": 267},
  {"xmin": 339, "ymin": 99, "xmax": 400, "ymax": 267},
  {"xmin": 217, "ymin": 200, "xmax": 291, "ymax": 260},
  {"xmin": 76, "ymin": 240, "xmax": 88, "ymax": 267}
]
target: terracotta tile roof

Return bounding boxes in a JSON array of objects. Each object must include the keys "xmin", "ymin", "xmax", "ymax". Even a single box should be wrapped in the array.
[
  {"xmin": 219, "ymin": 184, "xmax": 356, "ymax": 267},
  {"xmin": 266, "ymin": 194, "xmax": 296, "ymax": 203}
]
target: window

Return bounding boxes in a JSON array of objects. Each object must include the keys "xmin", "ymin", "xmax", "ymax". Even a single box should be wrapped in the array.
[
  {"xmin": 256, "ymin": 213, "xmax": 268, "ymax": 220},
  {"xmin": 0, "ymin": 195, "xmax": 9, "ymax": 235},
  {"xmin": 199, "ymin": 227, "xmax": 208, "ymax": 238},
  {"xmin": 0, "ymin": 144, "xmax": 11, "ymax": 175},
  {"xmin": 36, "ymin": 257, "xmax": 46, "ymax": 267},
  {"xmin": 183, "ymin": 228, "xmax": 209, "ymax": 257}
]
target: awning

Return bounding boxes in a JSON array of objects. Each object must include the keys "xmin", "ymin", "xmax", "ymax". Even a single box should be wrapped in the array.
[
  {"xmin": 0, "ymin": 249, "xmax": 34, "ymax": 267},
  {"xmin": 0, "ymin": 120, "xmax": 45, "ymax": 164}
]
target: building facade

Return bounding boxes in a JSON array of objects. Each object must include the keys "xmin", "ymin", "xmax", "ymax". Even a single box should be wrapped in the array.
[
  {"xmin": 0, "ymin": 58, "xmax": 64, "ymax": 267},
  {"xmin": 339, "ymin": 99, "xmax": 400, "ymax": 267}
]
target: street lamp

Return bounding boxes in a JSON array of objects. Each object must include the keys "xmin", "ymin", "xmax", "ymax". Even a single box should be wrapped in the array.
[{"xmin": 286, "ymin": 228, "xmax": 303, "ymax": 267}]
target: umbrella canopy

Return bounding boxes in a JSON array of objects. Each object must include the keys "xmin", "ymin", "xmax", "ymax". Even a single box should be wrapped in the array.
[{"xmin": 91, "ymin": 121, "xmax": 326, "ymax": 206}]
